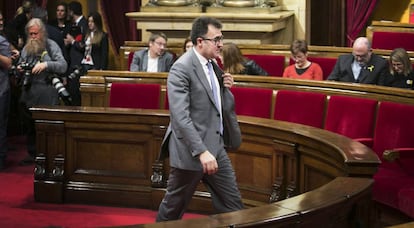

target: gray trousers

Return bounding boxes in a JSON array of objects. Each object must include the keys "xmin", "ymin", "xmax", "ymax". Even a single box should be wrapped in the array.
[{"xmin": 156, "ymin": 152, "xmax": 244, "ymax": 222}]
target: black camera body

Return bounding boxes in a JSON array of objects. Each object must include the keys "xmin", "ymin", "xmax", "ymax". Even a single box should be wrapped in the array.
[{"xmin": 19, "ymin": 61, "xmax": 36, "ymax": 90}]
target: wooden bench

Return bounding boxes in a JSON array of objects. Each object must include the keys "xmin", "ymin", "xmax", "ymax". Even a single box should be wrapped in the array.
[
  {"xmin": 119, "ymin": 41, "xmax": 414, "ymax": 77},
  {"xmin": 80, "ymin": 70, "xmax": 414, "ymax": 220}
]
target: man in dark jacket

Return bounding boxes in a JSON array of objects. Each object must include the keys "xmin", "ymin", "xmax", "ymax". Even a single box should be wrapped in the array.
[{"xmin": 327, "ymin": 37, "xmax": 388, "ymax": 85}]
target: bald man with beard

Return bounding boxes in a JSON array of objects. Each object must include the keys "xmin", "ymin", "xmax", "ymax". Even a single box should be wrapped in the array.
[{"xmin": 18, "ymin": 18, "xmax": 67, "ymax": 165}]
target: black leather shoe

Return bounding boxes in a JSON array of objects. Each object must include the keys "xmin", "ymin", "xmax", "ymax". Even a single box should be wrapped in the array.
[{"xmin": 19, "ymin": 155, "xmax": 35, "ymax": 166}]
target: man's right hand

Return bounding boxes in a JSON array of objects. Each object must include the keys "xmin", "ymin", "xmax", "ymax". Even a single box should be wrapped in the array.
[{"xmin": 199, "ymin": 151, "xmax": 218, "ymax": 175}]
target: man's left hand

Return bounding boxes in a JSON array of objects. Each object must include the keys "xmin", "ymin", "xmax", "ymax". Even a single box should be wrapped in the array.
[{"xmin": 222, "ymin": 73, "xmax": 234, "ymax": 88}]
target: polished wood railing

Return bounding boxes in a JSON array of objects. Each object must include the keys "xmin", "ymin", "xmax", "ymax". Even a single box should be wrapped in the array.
[{"xmin": 81, "ymin": 70, "xmax": 414, "ymax": 108}]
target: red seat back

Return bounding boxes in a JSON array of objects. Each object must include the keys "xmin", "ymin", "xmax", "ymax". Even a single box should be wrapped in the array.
[
  {"xmin": 109, "ymin": 83, "xmax": 161, "ymax": 109},
  {"xmin": 307, "ymin": 57, "xmax": 337, "ymax": 80},
  {"xmin": 244, "ymin": 54, "xmax": 285, "ymax": 77},
  {"xmin": 288, "ymin": 57, "xmax": 337, "ymax": 80},
  {"xmin": 274, "ymin": 90, "xmax": 327, "ymax": 128},
  {"xmin": 325, "ymin": 95, "xmax": 377, "ymax": 139},
  {"xmin": 230, "ymin": 87, "xmax": 273, "ymax": 118},
  {"xmin": 372, "ymin": 31, "xmax": 414, "ymax": 51},
  {"xmin": 373, "ymin": 102, "xmax": 414, "ymax": 166}
]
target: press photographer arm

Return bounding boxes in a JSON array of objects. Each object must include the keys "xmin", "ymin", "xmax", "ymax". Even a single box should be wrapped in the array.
[{"xmin": 0, "ymin": 53, "xmax": 11, "ymax": 70}]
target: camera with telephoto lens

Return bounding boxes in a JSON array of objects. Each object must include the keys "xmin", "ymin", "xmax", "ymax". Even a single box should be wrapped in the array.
[
  {"xmin": 50, "ymin": 76, "xmax": 72, "ymax": 105},
  {"xmin": 68, "ymin": 65, "xmax": 83, "ymax": 80},
  {"xmin": 19, "ymin": 61, "xmax": 36, "ymax": 90}
]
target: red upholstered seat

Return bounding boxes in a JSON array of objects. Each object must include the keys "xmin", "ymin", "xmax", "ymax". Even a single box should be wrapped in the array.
[
  {"xmin": 373, "ymin": 102, "xmax": 414, "ymax": 166},
  {"xmin": 230, "ymin": 87, "xmax": 273, "ymax": 118},
  {"xmin": 324, "ymin": 95, "xmax": 378, "ymax": 147},
  {"xmin": 371, "ymin": 31, "xmax": 414, "ymax": 51},
  {"xmin": 398, "ymin": 188, "xmax": 414, "ymax": 218},
  {"xmin": 244, "ymin": 54, "xmax": 286, "ymax": 76},
  {"xmin": 372, "ymin": 101, "xmax": 414, "ymax": 211},
  {"xmin": 273, "ymin": 90, "xmax": 327, "ymax": 128},
  {"xmin": 109, "ymin": 83, "xmax": 161, "ymax": 109}
]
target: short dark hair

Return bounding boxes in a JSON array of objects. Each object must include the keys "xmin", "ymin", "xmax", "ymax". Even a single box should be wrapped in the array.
[
  {"xmin": 190, "ymin": 16, "xmax": 222, "ymax": 45},
  {"xmin": 149, "ymin": 32, "xmax": 167, "ymax": 43},
  {"xmin": 68, "ymin": 1, "xmax": 82, "ymax": 15},
  {"xmin": 290, "ymin": 39, "xmax": 308, "ymax": 55}
]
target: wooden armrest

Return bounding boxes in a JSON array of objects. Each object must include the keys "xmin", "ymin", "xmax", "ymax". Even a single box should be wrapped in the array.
[
  {"xmin": 383, "ymin": 148, "xmax": 414, "ymax": 162},
  {"xmin": 354, "ymin": 138, "xmax": 374, "ymax": 148}
]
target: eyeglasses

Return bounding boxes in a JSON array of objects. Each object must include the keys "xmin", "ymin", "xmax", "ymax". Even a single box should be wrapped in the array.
[
  {"xmin": 154, "ymin": 41, "xmax": 166, "ymax": 47},
  {"xmin": 202, "ymin": 35, "xmax": 224, "ymax": 45}
]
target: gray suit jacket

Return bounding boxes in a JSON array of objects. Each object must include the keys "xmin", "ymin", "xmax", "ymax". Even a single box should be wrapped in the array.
[
  {"xmin": 129, "ymin": 49, "xmax": 174, "ymax": 72},
  {"xmin": 0, "ymin": 35, "xmax": 11, "ymax": 96},
  {"xmin": 159, "ymin": 49, "xmax": 241, "ymax": 171}
]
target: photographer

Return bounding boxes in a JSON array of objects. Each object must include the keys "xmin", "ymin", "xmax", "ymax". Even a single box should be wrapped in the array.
[
  {"xmin": 0, "ymin": 34, "xmax": 12, "ymax": 170},
  {"xmin": 18, "ymin": 18, "xmax": 67, "ymax": 165}
]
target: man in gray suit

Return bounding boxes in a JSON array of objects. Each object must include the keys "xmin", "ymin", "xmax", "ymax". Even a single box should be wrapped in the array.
[
  {"xmin": 156, "ymin": 16, "xmax": 244, "ymax": 222},
  {"xmin": 130, "ymin": 32, "xmax": 174, "ymax": 72}
]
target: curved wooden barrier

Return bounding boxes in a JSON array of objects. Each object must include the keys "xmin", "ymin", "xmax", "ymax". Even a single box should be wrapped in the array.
[
  {"xmin": 81, "ymin": 70, "xmax": 414, "ymax": 107},
  {"xmin": 31, "ymin": 106, "xmax": 379, "ymax": 227}
]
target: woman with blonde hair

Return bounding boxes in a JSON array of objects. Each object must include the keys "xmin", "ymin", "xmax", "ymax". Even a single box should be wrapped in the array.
[
  {"xmin": 221, "ymin": 42, "xmax": 268, "ymax": 76},
  {"xmin": 385, "ymin": 48, "xmax": 414, "ymax": 89}
]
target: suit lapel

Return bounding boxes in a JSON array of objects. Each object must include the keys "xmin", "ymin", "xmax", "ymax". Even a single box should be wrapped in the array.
[
  {"xmin": 345, "ymin": 55, "xmax": 355, "ymax": 81},
  {"xmin": 157, "ymin": 55, "xmax": 164, "ymax": 72},
  {"xmin": 189, "ymin": 51, "xmax": 218, "ymax": 110},
  {"xmin": 143, "ymin": 51, "xmax": 148, "ymax": 72}
]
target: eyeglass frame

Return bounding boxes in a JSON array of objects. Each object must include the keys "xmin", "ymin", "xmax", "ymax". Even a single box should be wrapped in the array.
[{"xmin": 201, "ymin": 35, "xmax": 224, "ymax": 45}]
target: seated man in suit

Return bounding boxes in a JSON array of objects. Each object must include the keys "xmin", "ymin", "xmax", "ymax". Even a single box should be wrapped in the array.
[
  {"xmin": 130, "ymin": 32, "xmax": 174, "ymax": 72},
  {"xmin": 327, "ymin": 36, "xmax": 388, "ymax": 85}
]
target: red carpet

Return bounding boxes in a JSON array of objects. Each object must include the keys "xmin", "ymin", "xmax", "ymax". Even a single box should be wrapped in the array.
[{"xmin": 0, "ymin": 136, "xmax": 204, "ymax": 228}]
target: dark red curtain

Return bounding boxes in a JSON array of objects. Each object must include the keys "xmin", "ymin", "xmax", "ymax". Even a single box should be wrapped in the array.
[
  {"xmin": 100, "ymin": 0, "xmax": 140, "ymax": 55},
  {"xmin": 346, "ymin": 0, "xmax": 378, "ymax": 46}
]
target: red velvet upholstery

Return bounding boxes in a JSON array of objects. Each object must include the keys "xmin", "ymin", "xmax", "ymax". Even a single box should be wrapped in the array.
[
  {"xmin": 244, "ymin": 54, "xmax": 286, "ymax": 76},
  {"xmin": 371, "ymin": 31, "xmax": 414, "ymax": 51},
  {"xmin": 324, "ymin": 95, "xmax": 377, "ymax": 147},
  {"xmin": 372, "ymin": 101, "xmax": 414, "ymax": 213},
  {"xmin": 288, "ymin": 57, "xmax": 337, "ymax": 80},
  {"xmin": 273, "ymin": 90, "xmax": 327, "ymax": 128},
  {"xmin": 109, "ymin": 83, "xmax": 161, "ymax": 109},
  {"xmin": 373, "ymin": 172, "xmax": 414, "ymax": 210},
  {"xmin": 230, "ymin": 87, "xmax": 273, "ymax": 118},
  {"xmin": 307, "ymin": 57, "xmax": 337, "ymax": 80},
  {"xmin": 398, "ymin": 188, "xmax": 414, "ymax": 218},
  {"xmin": 373, "ymin": 102, "xmax": 414, "ymax": 164}
]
